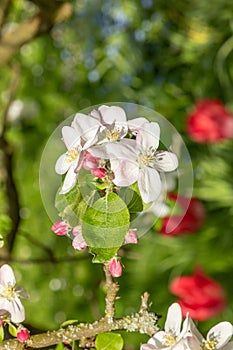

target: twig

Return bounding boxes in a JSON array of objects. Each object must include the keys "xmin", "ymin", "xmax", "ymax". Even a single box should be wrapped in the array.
[
  {"xmin": 0, "ymin": 254, "xmax": 89, "ymax": 265},
  {"xmin": 0, "ymin": 293, "xmax": 159, "ymax": 349},
  {"xmin": 0, "ymin": 0, "xmax": 11, "ymax": 33},
  {"xmin": 103, "ymin": 262, "xmax": 119, "ymax": 323}
]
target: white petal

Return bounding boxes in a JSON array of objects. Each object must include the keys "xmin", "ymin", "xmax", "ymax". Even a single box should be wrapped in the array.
[
  {"xmin": 62, "ymin": 126, "xmax": 80, "ymax": 149},
  {"xmin": 154, "ymin": 151, "xmax": 178, "ymax": 172},
  {"xmin": 207, "ymin": 322, "xmax": 233, "ymax": 349},
  {"xmin": 90, "ymin": 139, "xmax": 138, "ymax": 161},
  {"xmin": 112, "ymin": 160, "xmax": 139, "ymax": 186},
  {"xmin": 100, "ymin": 106, "xmax": 127, "ymax": 124},
  {"xmin": 128, "ymin": 117, "xmax": 148, "ymax": 133},
  {"xmin": 188, "ymin": 319, "xmax": 204, "ymax": 344},
  {"xmin": 165, "ymin": 303, "xmax": 182, "ymax": 336},
  {"xmin": 149, "ymin": 201, "xmax": 170, "ymax": 218},
  {"xmin": 0, "ymin": 264, "xmax": 16, "ymax": 285},
  {"xmin": 138, "ymin": 168, "xmax": 162, "ymax": 203},
  {"xmin": 9, "ymin": 298, "xmax": 25, "ymax": 323},
  {"xmin": 59, "ymin": 166, "xmax": 77, "ymax": 194},
  {"xmin": 55, "ymin": 153, "xmax": 71, "ymax": 174},
  {"xmin": 71, "ymin": 114, "xmax": 101, "ymax": 148},
  {"xmin": 137, "ymin": 122, "xmax": 160, "ymax": 150}
]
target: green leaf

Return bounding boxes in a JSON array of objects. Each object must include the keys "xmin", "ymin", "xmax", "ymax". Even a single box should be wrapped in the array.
[
  {"xmin": 118, "ymin": 186, "xmax": 143, "ymax": 213},
  {"xmin": 95, "ymin": 333, "xmax": 124, "ymax": 350},
  {"xmin": 90, "ymin": 247, "xmax": 120, "ymax": 263},
  {"xmin": 0, "ymin": 326, "xmax": 4, "ymax": 345},
  {"xmin": 82, "ymin": 192, "xmax": 130, "ymax": 262},
  {"xmin": 8, "ymin": 323, "xmax": 17, "ymax": 337}
]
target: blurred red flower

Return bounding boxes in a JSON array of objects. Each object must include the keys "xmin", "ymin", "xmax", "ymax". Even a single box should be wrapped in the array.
[
  {"xmin": 169, "ymin": 267, "xmax": 227, "ymax": 321},
  {"xmin": 186, "ymin": 99, "xmax": 233, "ymax": 143},
  {"xmin": 159, "ymin": 193, "xmax": 205, "ymax": 236}
]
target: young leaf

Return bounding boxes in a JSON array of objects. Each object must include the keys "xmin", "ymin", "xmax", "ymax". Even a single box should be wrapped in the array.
[
  {"xmin": 8, "ymin": 323, "xmax": 17, "ymax": 337},
  {"xmin": 55, "ymin": 343, "xmax": 65, "ymax": 350},
  {"xmin": 95, "ymin": 333, "xmax": 124, "ymax": 350},
  {"xmin": 0, "ymin": 326, "xmax": 4, "ymax": 345},
  {"xmin": 82, "ymin": 192, "xmax": 130, "ymax": 262}
]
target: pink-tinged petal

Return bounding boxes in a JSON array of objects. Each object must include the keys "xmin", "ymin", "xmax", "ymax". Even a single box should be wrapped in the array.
[
  {"xmin": 72, "ymin": 233, "xmax": 87, "ymax": 251},
  {"xmin": 55, "ymin": 154, "xmax": 71, "ymax": 175},
  {"xmin": 137, "ymin": 122, "xmax": 160, "ymax": 150},
  {"xmin": 100, "ymin": 106, "xmax": 127, "ymax": 125},
  {"xmin": 0, "ymin": 264, "xmax": 16, "ymax": 285},
  {"xmin": 17, "ymin": 328, "xmax": 30, "ymax": 343},
  {"xmin": 186, "ymin": 335, "xmax": 202, "ymax": 350},
  {"xmin": 112, "ymin": 159, "xmax": 139, "ymax": 187},
  {"xmin": 62, "ymin": 126, "xmax": 80, "ymax": 149},
  {"xmin": 207, "ymin": 322, "xmax": 233, "ymax": 349},
  {"xmin": 72, "ymin": 225, "xmax": 82, "ymax": 236},
  {"xmin": 9, "ymin": 297, "xmax": 25, "ymax": 323},
  {"xmin": 128, "ymin": 117, "xmax": 148, "ymax": 133},
  {"xmin": 125, "ymin": 229, "xmax": 138, "ymax": 244},
  {"xmin": 52, "ymin": 221, "xmax": 69, "ymax": 236},
  {"xmin": 164, "ymin": 303, "xmax": 182, "ymax": 336},
  {"xmin": 59, "ymin": 166, "xmax": 77, "ymax": 194},
  {"xmin": 154, "ymin": 151, "xmax": 178, "ymax": 172},
  {"xmin": 138, "ymin": 168, "xmax": 162, "ymax": 203},
  {"xmin": 90, "ymin": 138, "xmax": 138, "ymax": 161}
]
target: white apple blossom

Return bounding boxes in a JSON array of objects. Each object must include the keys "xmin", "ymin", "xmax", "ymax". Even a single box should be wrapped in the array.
[
  {"xmin": 90, "ymin": 122, "xmax": 178, "ymax": 203},
  {"xmin": 55, "ymin": 114, "xmax": 101, "ymax": 194},
  {"xmin": 141, "ymin": 303, "xmax": 190, "ymax": 350},
  {"xmin": 187, "ymin": 319, "xmax": 233, "ymax": 350},
  {"xmin": 0, "ymin": 264, "xmax": 28, "ymax": 323},
  {"xmin": 90, "ymin": 105, "xmax": 128, "ymax": 143}
]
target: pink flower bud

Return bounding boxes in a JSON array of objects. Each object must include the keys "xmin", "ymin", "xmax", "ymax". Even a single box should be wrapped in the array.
[
  {"xmin": 17, "ymin": 328, "xmax": 30, "ymax": 343},
  {"xmin": 109, "ymin": 258, "xmax": 122, "ymax": 278},
  {"xmin": 82, "ymin": 151, "xmax": 99, "ymax": 171},
  {"xmin": 125, "ymin": 229, "xmax": 138, "ymax": 244},
  {"xmin": 72, "ymin": 232, "xmax": 87, "ymax": 251},
  {"xmin": 91, "ymin": 168, "xmax": 107, "ymax": 178},
  {"xmin": 72, "ymin": 225, "xmax": 82, "ymax": 236},
  {"xmin": 51, "ymin": 221, "xmax": 69, "ymax": 236}
]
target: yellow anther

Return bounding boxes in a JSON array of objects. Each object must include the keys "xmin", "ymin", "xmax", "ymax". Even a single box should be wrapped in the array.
[{"xmin": 65, "ymin": 148, "xmax": 79, "ymax": 162}]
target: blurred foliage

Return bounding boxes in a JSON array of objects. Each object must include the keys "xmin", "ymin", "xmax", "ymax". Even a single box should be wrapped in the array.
[{"xmin": 0, "ymin": 0, "xmax": 233, "ymax": 349}]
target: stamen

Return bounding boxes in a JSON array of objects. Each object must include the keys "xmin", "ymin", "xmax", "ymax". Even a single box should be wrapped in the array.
[
  {"xmin": 202, "ymin": 339, "xmax": 218, "ymax": 350},
  {"xmin": 137, "ymin": 148, "xmax": 156, "ymax": 168},
  {"xmin": 105, "ymin": 127, "xmax": 122, "ymax": 141},
  {"xmin": 162, "ymin": 333, "xmax": 177, "ymax": 346},
  {"xmin": 1, "ymin": 284, "xmax": 17, "ymax": 301},
  {"xmin": 65, "ymin": 148, "xmax": 79, "ymax": 162}
]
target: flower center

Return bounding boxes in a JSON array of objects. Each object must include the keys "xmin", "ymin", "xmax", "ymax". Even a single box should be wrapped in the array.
[
  {"xmin": 162, "ymin": 333, "xmax": 177, "ymax": 346},
  {"xmin": 1, "ymin": 284, "xmax": 17, "ymax": 301},
  {"xmin": 137, "ymin": 147, "xmax": 156, "ymax": 168},
  {"xmin": 65, "ymin": 148, "xmax": 79, "ymax": 162},
  {"xmin": 202, "ymin": 339, "xmax": 218, "ymax": 350},
  {"xmin": 105, "ymin": 127, "xmax": 122, "ymax": 141}
]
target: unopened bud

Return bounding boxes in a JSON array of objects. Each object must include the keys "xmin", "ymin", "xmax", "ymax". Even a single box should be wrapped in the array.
[
  {"xmin": 91, "ymin": 168, "xmax": 107, "ymax": 178},
  {"xmin": 125, "ymin": 229, "xmax": 138, "ymax": 244},
  {"xmin": 109, "ymin": 258, "xmax": 122, "ymax": 278},
  {"xmin": 51, "ymin": 221, "xmax": 69, "ymax": 236},
  {"xmin": 17, "ymin": 328, "xmax": 30, "ymax": 343}
]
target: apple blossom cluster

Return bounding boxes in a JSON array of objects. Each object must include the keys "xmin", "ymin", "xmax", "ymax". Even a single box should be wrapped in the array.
[
  {"xmin": 141, "ymin": 303, "xmax": 233, "ymax": 350},
  {"xmin": 52, "ymin": 105, "xmax": 178, "ymax": 274},
  {"xmin": 55, "ymin": 105, "xmax": 178, "ymax": 202}
]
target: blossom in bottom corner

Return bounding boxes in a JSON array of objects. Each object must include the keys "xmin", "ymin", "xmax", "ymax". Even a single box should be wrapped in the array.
[
  {"xmin": 187, "ymin": 319, "xmax": 233, "ymax": 350},
  {"xmin": 140, "ymin": 303, "xmax": 190, "ymax": 350},
  {"xmin": 169, "ymin": 267, "xmax": 227, "ymax": 321},
  {"xmin": 0, "ymin": 264, "xmax": 28, "ymax": 323}
]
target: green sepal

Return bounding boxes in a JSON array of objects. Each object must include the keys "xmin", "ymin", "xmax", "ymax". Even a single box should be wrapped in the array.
[{"xmin": 95, "ymin": 332, "xmax": 124, "ymax": 350}]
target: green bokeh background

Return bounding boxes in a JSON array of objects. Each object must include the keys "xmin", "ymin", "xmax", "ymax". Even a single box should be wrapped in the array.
[{"xmin": 0, "ymin": 1, "xmax": 233, "ymax": 349}]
